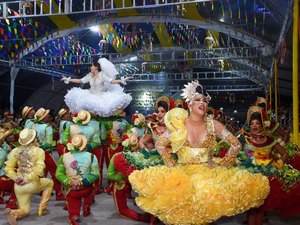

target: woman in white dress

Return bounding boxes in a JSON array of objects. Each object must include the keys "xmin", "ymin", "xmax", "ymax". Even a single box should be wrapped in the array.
[{"xmin": 61, "ymin": 58, "xmax": 132, "ymax": 117}]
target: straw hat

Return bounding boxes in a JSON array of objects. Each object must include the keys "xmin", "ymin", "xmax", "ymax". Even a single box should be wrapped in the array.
[
  {"xmin": 73, "ymin": 110, "xmax": 91, "ymax": 125},
  {"xmin": 128, "ymin": 133, "xmax": 138, "ymax": 147},
  {"xmin": 257, "ymin": 97, "xmax": 267, "ymax": 106},
  {"xmin": 155, "ymin": 96, "xmax": 170, "ymax": 111},
  {"xmin": 21, "ymin": 106, "xmax": 33, "ymax": 118},
  {"xmin": 71, "ymin": 134, "xmax": 87, "ymax": 151},
  {"xmin": 0, "ymin": 129, "xmax": 13, "ymax": 141},
  {"xmin": 35, "ymin": 108, "xmax": 50, "ymax": 121},
  {"xmin": 18, "ymin": 128, "xmax": 36, "ymax": 146},
  {"xmin": 58, "ymin": 108, "xmax": 68, "ymax": 118},
  {"xmin": 174, "ymin": 99, "xmax": 183, "ymax": 108},
  {"xmin": 247, "ymin": 106, "xmax": 264, "ymax": 126}
]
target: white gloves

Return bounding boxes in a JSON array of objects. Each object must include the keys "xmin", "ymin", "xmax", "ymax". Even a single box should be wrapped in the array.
[
  {"xmin": 61, "ymin": 76, "xmax": 71, "ymax": 84},
  {"xmin": 120, "ymin": 76, "xmax": 132, "ymax": 85},
  {"xmin": 121, "ymin": 77, "xmax": 127, "ymax": 85}
]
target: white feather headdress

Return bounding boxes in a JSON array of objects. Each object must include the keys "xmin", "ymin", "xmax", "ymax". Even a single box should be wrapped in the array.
[{"xmin": 180, "ymin": 80, "xmax": 211, "ymax": 104}]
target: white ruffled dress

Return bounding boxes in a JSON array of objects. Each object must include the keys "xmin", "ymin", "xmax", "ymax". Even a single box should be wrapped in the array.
[{"xmin": 64, "ymin": 71, "xmax": 132, "ymax": 117}]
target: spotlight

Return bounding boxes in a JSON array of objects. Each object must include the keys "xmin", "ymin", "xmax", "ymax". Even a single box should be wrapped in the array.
[{"xmin": 90, "ymin": 26, "xmax": 100, "ymax": 32}]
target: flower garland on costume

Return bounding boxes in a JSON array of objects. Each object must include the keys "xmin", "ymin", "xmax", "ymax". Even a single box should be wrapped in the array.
[
  {"xmin": 123, "ymin": 149, "xmax": 164, "ymax": 170},
  {"xmin": 181, "ymin": 80, "xmax": 211, "ymax": 104},
  {"xmin": 285, "ymin": 143, "xmax": 300, "ymax": 158},
  {"xmin": 237, "ymin": 137, "xmax": 300, "ymax": 190}
]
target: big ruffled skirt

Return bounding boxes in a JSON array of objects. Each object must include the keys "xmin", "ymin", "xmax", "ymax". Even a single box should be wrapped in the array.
[
  {"xmin": 129, "ymin": 164, "xmax": 270, "ymax": 225},
  {"xmin": 64, "ymin": 86, "xmax": 132, "ymax": 117},
  {"xmin": 238, "ymin": 158, "xmax": 300, "ymax": 217}
]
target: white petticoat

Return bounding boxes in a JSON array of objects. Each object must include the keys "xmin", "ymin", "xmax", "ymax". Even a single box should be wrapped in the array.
[{"xmin": 64, "ymin": 84, "xmax": 132, "ymax": 117}]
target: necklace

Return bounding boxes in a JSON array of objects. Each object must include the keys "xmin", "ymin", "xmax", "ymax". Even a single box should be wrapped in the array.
[{"xmin": 250, "ymin": 135, "xmax": 266, "ymax": 144}]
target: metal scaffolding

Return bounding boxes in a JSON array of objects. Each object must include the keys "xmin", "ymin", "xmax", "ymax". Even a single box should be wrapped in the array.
[
  {"xmin": 14, "ymin": 47, "xmax": 265, "ymax": 67},
  {"xmin": 0, "ymin": 0, "xmax": 212, "ymax": 19},
  {"xmin": 126, "ymin": 84, "xmax": 264, "ymax": 93},
  {"xmin": 10, "ymin": 46, "xmax": 268, "ymax": 84}
]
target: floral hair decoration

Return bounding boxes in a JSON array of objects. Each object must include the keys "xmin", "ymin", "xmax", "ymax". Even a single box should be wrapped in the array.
[{"xmin": 180, "ymin": 80, "xmax": 211, "ymax": 104}]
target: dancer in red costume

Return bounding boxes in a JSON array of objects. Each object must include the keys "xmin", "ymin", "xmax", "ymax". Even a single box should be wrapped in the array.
[
  {"xmin": 238, "ymin": 106, "xmax": 300, "ymax": 225},
  {"xmin": 253, "ymin": 97, "xmax": 300, "ymax": 171},
  {"xmin": 87, "ymin": 113, "xmax": 103, "ymax": 195},
  {"xmin": 108, "ymin": 132, "xmax": 151, "ymax": 222},
  {"xmin": 63, "ymin": 110, "xmax": 101, "ymax": 199},
  {"xmin": 0, "ymin": 129, "xmax": 18, "ymax": 209},
  {"xmin": 56, "ymin": 134, "xmax": 99, "ymax": 225},
  {"xmin": 100, "ymin": 109, "xmax": 130, "ymax": 194}
]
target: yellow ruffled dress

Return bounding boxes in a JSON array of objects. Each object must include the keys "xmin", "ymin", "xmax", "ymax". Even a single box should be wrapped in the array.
[{"xmin": 129, "ymin": 108, "xmax": 270, "ymax": 225}]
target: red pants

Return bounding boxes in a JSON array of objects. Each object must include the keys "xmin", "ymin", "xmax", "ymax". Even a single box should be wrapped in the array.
[
  {"xmin": 98, "ymin": 144, "xmax": 110, "ymax": 189},
  {"xmin": 101, "ymin": 144, "xmax": 123, "ymax": 170},
  {"xmin": 0, "ymin": 176, "xmax": 17, "ymax": 206},
  {"xmin": 113, "ymin": 183, "xmax": 150, "ymax": 222},
  {"xmin": 91, "ymin": 146, "xmax": 103, "ymax": 191},
  {"xmin": 100, "ymin": 144, "xmax": 123, "ymax": 189},
  {"xmin": 57, "ymin": 143, "xmax": 69, "ymax": 157},
  {"xmin": 44, "ymin": 151, "xmax": 63, "ymax": 196},
  {"xmin": 66, "ymin": 186, "xmax": 94, "ymax": 218}
]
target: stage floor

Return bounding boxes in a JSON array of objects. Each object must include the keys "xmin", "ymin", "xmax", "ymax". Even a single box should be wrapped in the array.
[
  {"xmin": 1, "ymin": 150, "xmax": 300, "ymax": 225},
  {"xmin": 1, "ymin": 191, "xmax": 300, "ymax": 225}
]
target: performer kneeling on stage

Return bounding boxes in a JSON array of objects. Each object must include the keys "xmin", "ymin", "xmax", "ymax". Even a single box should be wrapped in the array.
[{"xmin": 5, "ymin": 128, "xmax": 54, "ymax": 225}]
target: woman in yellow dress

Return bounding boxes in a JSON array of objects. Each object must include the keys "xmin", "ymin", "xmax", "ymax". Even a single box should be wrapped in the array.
[{"xmin": 129, "ymin": 80, "xmax": 270, "ymax": 225}]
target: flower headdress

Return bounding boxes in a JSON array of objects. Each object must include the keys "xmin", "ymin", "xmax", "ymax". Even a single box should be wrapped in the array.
[{"xmin": 180, "ymin": 80, "xmax": 211, "ymax": 104}]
